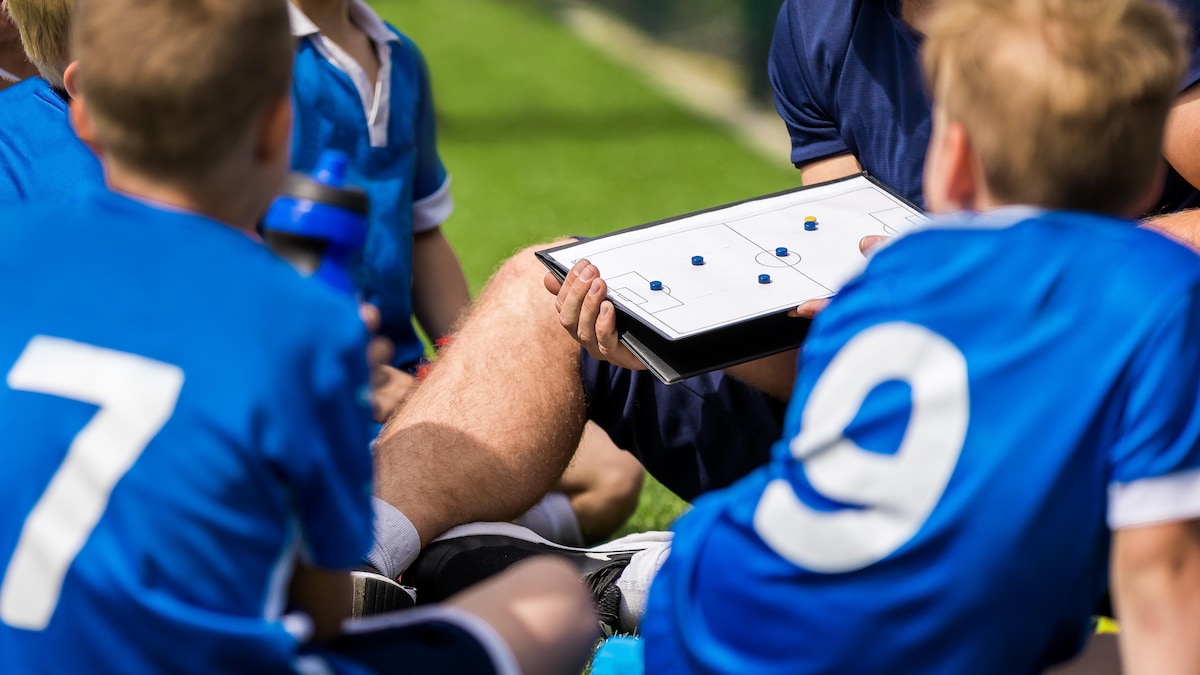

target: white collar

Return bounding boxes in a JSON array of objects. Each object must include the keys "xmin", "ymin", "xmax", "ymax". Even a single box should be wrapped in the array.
[
  {"xmin": 918, "ymin": 206, "xmax": 1048, "ymax": 232},
  {"xmin": 288, "ymin": 0, "xmax": 398, "ymax": 45}
]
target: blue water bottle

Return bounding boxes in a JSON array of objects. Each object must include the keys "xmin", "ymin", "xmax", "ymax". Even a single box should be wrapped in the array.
[{"xmin": 261, "ymin": 150, "xmax": 368, "ymax": 295}]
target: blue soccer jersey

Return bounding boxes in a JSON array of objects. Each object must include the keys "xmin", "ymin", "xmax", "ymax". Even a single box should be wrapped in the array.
[
  {"xmin": 289, "ymin": 0, "xmax": 453, "ymax": 369},
  {"xmin": 643, "ymin": 209, "xmax": 1200, "ymax": 674},
  {"xmin": 0, "ymin": 188, "xmax": 374, "ymax": 673},
  {"xmin": 0, "ymin": 77, "xmax": 105, "ymax": 202},
  {"xmin": 768, "ymin": 0, "xmax": 1200, "ymax": 211}
]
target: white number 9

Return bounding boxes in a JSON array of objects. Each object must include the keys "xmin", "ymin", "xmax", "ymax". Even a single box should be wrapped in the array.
[{"xmin": 754, "ymin": 322, "xmax": 969, "ymax": 573}]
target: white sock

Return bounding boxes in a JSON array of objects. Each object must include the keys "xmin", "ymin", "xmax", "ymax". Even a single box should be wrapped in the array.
[
  {"xmin": 365, "ymin": 497, "xmax": 422, "ymax": 579},
  {"xmin": 606, "ymin": 531, "xmax": 673, "ymax": 632},
  {"xmin": 512, "ymin": 491, "xmax": 585, "ymax": 547}
]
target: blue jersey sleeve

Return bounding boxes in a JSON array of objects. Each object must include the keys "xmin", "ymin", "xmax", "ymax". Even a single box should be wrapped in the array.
[
  {"xmin": 1108, "ymin": 289, "xmax": 1200, "ymax": 529},
  {"xmin": 768, "ymin": 0, "xmax": 851, "ymax": 168},
  {"xmin": 281, "ymin": 312, "xmax": 375, "ymax": 569},
  {"xmin": 398, "ymin": 36, "xmax": 452, "ymax": 232}
]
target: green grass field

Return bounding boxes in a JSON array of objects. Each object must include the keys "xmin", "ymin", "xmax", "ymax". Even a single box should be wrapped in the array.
[{"xmin": 372, "ymin": 0, "xmax": 798, "ymax": 534}]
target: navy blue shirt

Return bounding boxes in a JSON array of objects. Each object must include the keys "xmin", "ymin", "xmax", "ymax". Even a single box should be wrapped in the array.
[
  {"xmin": 0, "ymin": 77, "xmax": 104, "ymax": 204},
  {"xmin": 768, "ymin": 0, "xmax": 1200, "ymax": 212}
]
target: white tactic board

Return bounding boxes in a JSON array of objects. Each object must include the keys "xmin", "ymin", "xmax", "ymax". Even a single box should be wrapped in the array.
[{"xmin": 546, "ymin": 174, "xmax": 928, "ymax": 340}]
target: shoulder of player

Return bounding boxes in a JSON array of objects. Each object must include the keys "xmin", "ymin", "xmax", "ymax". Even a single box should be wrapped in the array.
[
  {"xmin": 251, "ymin": 256, "xmax": 366, "ymax": 343},
  {"xmin": 1029, "ymin": 211, "xmax": 1200, "ymax": 302},
  {"xmin": 1118, "ymin": 224, "xmax": 1200, "ymax": 287},
  {"xmin": 0, "ymin": 76, "xmax": 52, "ymax": 107},
  {"xmin": 869, "ymin": 209, "xmax": 1200, "ymax": 275},
  {"xmin": 775, "ymin": 0, "xmax": 872, "ymax": 59},
  {"xmin": 1078, "ymin": 212, "xmax": 1199, "ymax": 270},
  {"xmin": 380, "ymin": 22, "xmax": 432, "ymax": 80},
  {"xmin": 0, "ymin": 85, "xmax": 66, "ymax": 141}
]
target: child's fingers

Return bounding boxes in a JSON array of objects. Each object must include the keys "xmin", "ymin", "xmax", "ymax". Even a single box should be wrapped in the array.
[
  {"xmin": 367, "ymin": 335, "xmax": 394, "ymax": 371},
  {"xmin": 359, "ymin": 303, "xmax": 382, "ymax": 333},
  {"xmin": 370, "ymin": 366, "xmax": 417, "ymax": 423}
]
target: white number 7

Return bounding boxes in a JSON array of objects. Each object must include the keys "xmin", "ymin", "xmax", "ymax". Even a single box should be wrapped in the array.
[{"xmin": 1, "ymin": 336, "xmax": 183, "ymax": 631}]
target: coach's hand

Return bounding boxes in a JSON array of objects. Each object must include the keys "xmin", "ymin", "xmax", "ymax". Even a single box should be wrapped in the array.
[
  {"xmin": 544, "ymin": 259, "xmax": 647, "ymax": 371},
  {"xmin": 788, "ymin": 235, "xmax": 891, "ymax": 319}
]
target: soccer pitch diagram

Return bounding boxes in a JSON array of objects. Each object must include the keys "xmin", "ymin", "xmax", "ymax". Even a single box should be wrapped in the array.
[{"xmin": 546, "ymin": 175, "xmax": 927, "ymax": 339}]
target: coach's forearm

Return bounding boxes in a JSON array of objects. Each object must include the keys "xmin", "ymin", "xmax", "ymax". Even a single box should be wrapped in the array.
[{"xmin": 724, "ymin": 350, "xmax": 797, "ymax": 401}]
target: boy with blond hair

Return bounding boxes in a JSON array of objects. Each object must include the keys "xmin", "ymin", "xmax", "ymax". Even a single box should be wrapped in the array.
[
  {"xmin": 637, "ymin": 0, "xmax": 1200, "ymax": 672},
  {"xmin": 0, "ymin": 0, "xmax": 100, "ymax": 201},
  {"xmin": 0, "ymin": 0, "xmax": 597, "ymax": 673}
]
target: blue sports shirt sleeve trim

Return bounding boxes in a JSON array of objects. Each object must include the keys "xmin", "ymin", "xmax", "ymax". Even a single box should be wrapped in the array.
[
  {"xmin": 1109, "ymin": 468, "xmax": 1200, "ymax": 528},
  {"xmin": 1107, "ymin": 285, "xmax": 1200, "ymax": 525},
  {"xmin": 413, "ymin": 176, "xmax": 453, "ymax": 232}
]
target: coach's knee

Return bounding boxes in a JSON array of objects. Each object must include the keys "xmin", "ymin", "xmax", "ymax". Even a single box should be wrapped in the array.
[{"xmin": 488, "ymin": 239, "xmax": 577, "ymax": 287}]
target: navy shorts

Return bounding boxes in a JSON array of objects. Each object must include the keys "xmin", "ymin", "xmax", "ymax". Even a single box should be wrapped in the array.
[
  {"xmin": 581, "ymin": 352, "xmax": 787, "ymax": 502},
  {"xmin": 308, "ymin": 605, "xmax": 517, "ymax": 675}
]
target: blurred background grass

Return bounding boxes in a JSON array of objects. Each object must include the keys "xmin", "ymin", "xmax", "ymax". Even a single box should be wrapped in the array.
[{"xmin": 373, "ymin": 0, "xmax": 797, "ymax": 534}]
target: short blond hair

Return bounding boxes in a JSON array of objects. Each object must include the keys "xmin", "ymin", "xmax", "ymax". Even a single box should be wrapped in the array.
[
  {"xmin": 922, "ymin": 0, "xmax": 1187, "ymax": 214},
  {"xmin": 5, "ymin": 0, "xmax": 71, "ymax": 88},
  {"xmin": 72, "ymin": 0, "xmax": 292, "ymax": 180}
]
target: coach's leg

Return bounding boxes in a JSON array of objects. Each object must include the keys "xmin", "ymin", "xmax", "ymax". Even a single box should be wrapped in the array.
[
  {"xmin": 373, "ymin": 241, "xmax": 589, "ymax": 549},
  {"xmin": 556, "ymin": 422, "xmax": 645, "ymax": 543}
]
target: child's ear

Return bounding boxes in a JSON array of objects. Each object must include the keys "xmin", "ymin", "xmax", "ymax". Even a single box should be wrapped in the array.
[
  {"xmin": 62, "ymin": 60, "xmax": 81, "ymax": 99},
  {"xmin": 257, "ymin": 95, "xmax": 292, "ymax": 166},
  {"xmin": 68, "ymin": 91, "xmax": 101, "ymax": 154},
  {"xmin": 941, "ymin": 121, "xmax": 981, "ymax": 211},
  {"xmin": 65, "ymin": 62, "xmax": 104, "ymax": 156}
]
